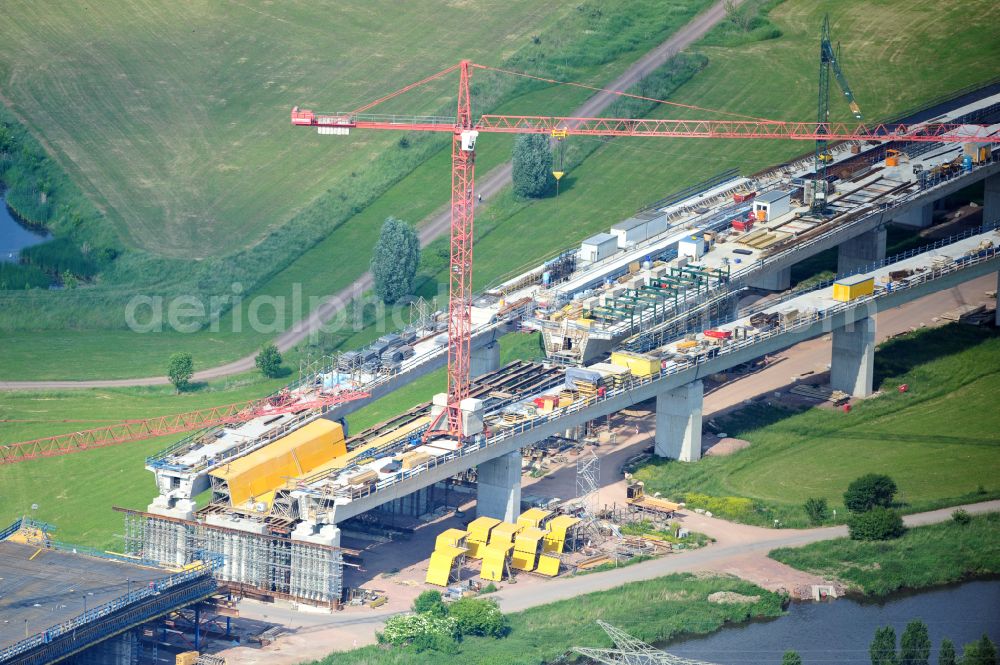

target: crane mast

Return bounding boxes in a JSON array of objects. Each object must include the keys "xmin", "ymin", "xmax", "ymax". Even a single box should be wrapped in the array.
[{"xmin": 814, "ymin": 13, "xmax": 863, "ymax": 212}]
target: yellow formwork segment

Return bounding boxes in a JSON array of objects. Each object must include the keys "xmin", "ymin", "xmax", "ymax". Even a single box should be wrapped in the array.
[
  {"xmin": 305, "ymin": 416, "xmax": 432, "ymax": 478},
  {"xmin": 832, "ymin": 275, "xmax": 874, "ymax": 302},
  {"xmin": 543, "ymin": 515, "xmax": 580, "ymax": 554},
  {"xmin": 426, "ymin": 544, "xmax": 467, "ymax": 587},
  {"xmin": 511, "ymin": 527, "xmax": 547, "ymax": 571},
  {"xmin": 610, "ymin": 351, "xmax": 660, "ymax": 378},
  {"xmin": 535, "ymin": 554, "xmax": 561, "ymax": 576},
  {"xmin": 435, "ymin": 528, "xmax": 468, "ymax": 550},
  {"xmin": 480, "ymin": 543, "xmax": 513, "ymax": 582},
  {"xmin": 211, "ymin": 419, "xmax": 346, "ymax": 507},
  {"xmin": 466, "ymin": 516, "xmax": 501, "ymax": 559},
  {"xmin": 488, "ymin": 522, "xmax": 521, "ymax": 547},
  {"xmin": 516, "ymin": 508, "xmax": 552, "ymax": 530}
]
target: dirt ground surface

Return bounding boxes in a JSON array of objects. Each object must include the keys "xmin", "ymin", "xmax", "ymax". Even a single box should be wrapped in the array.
[{"xmin": 215, "ymin": 274, "xmax": 998, "ymax": 664}]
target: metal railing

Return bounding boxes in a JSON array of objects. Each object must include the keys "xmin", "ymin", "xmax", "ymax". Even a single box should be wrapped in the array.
[{"xmin": 308, "ymin": 232, "xmax": 1000, "ymax": 506}]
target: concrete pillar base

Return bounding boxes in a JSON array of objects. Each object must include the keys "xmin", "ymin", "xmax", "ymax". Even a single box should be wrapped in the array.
[
  {"xmin": 477, "ymin": 449, "xmax": 521, "ymax": 522},
  {"xmin": 748, "ymin": 267, "xmax": 791, "ymax": 291},
  {"xmin": 831, "ymin": 315, "xmax": 876, "ymax": 398},
  {"xmin": 893, "ymin": 204, "xmax": 933, "ymax": 229},
  {"xmin": 470, "ymin": 341, "xmax": 501, "ymax": 378},
  {"xmin": 654, "ymin": 380, "xmax": 703, "ymax": 462},
  {"xmin": 838, "ymin": 228, "xmax": 887, "ymax": 275}
]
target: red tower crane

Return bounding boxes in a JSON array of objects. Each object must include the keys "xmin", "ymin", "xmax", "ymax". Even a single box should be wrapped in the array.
[{"xmin": 292, "ymin": 59, "xmax": 989, "ymax": 442}]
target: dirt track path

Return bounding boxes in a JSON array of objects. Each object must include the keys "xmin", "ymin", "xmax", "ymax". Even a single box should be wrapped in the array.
[{"xmin": 0, "ymin": 0, "xmax": 739, "ymax": 391}]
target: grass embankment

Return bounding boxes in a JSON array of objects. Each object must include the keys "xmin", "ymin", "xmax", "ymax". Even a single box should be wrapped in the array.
[
  {"xmin": 632, "ymin": 324, "xmax": 1000, "ymax": 528},
  {"xmin": 309, "ymin": 574, "xmax": 784, "ymax": 665},
  {"xmin": 770, "ymin": 513, "xmax": 1000, "ymax": 596},
  {"xmin": 0, "ymin": 333, "xmax": 542, "ymax": 549}
]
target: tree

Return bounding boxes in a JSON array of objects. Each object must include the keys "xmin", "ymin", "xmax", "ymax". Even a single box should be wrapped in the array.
[
  {"xmin": 167, "ymin": 352, "xmax": 194, "ymax": 392},
  {"xmin": 448, "ymin": 597, "xmax": 508, "ymax": 637},
  {"xmin": 901, "ymin": 620, "xmax": 931, "ymax": 665},
  {"xmin": 939, "ymin": 640, "xmax": 957, "ymax": 665},
  {"xmin": 255, "ymin": 343, "xmax": 283, "ymax": 378},
  {"xmin": 724, "ymin": 0, "xmax": 753, "ymax": 32},
  {"xmin": 370, "ymin": 217, "xmax": 420, "ymax": 304},
  {"xmin": 412, "ymin": 590, "xmax": 448, "ymax": 617},
  {"xmin": 871, "ymin": 626, "xmax": 899, "ymax": 665},
  {"xmin": 804, "ymin": 497, "xmax": 830, "ymax": 525},
  {"xmin": 512, "ymin": 134, "xmax": 555, "ymax": 198},
  {"xmin": 849, "ymin": 506, "xmax": 906, "ymax": 541},
  {"xmin": 960, "ymin": 635, "xmax": 998, "ymax": 665},
  {"xmin": 782, "ymin": 651, "xmax": 803, "ymax": 665},
  {"xmin": 844, "ymin": 474, "xmax": 898, "ymax": 513}
]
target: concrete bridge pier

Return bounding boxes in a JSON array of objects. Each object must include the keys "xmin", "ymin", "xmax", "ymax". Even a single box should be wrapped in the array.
[
  {"xmin": 894, "ymin": 203, "xmax": 933, "ymax": 229},
  {"xmin": 653, "ymin": 380, "xmax": 703, "ymax": 462},
  {"xmin": 986, "ymin": 172, "xmax": 1000, "ymax": 222},
  {"xmin": 476, "ymin": 449, "xmax": 521, "ymax": 522},
  {"xmin": 749, "ymin": 267, "xmax": 791, "ymax": 291},
  {"xmin": 838, "ymin": 227, "xmax": 887, "ymax": 275},
  {"xmin": 831, "ymin": 315, "xmax": 876, "ymax": 398},
  {"xmin": 471, "ymin": 340, "xmax": 501, "ymax": 377}
]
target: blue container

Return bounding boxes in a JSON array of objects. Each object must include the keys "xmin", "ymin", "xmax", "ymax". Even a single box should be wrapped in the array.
[
  {"xmin": 542, "ymin": 271, "xmax": 552, "ymax": 286},
  {"xmin": 962, "ymin": 155, "xmax": 973, "ymax": 173}
]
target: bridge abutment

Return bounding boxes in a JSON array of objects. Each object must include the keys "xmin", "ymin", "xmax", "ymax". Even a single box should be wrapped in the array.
[
  {"xmin": 894, "ymin": 203, "xmax": 933, "ymax": 229},
  {"xmin": 749, "ymin": 266, "xmax": 791, "ymax": 291},
  {"xmin": 838, "ymin": 227, "xmax": 886, "ymax": 275},
  {"xmin": 654, "ymin": 380, "xmax": 703, "ymax": 461},
  {"xmin": 476, "ymin": 449, "xmax": 521, "ymax": 522},
  {"xmin": 471, "ymin": 340, "xmax": 501, "ymax": 377},
  {"xmin": 831, "ymin": 315, "xmax": 876, "ymax": 398}
]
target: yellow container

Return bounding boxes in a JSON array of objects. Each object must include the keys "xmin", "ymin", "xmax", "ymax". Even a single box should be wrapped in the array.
[{"xmin": 832, "ymin": 275, "xmax": 874, "ymax": 302}]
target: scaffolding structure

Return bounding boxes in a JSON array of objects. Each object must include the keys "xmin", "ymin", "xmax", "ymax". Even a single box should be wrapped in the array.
[
  {"xmin": 572, "ymin": 620, "xmax": 720, "ymax": 665},
  {"xmin": 119, "ymin": 509, "xmax": 344, "ymax": 608}
]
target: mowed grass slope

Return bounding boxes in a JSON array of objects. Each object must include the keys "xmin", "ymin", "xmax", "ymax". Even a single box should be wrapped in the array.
[
  {"xmin": 634, "ymin": 325, "xmax": 1000, "ymax": 526},
  {"xmin": 0, "ymin": 0, "xmax": 577, "ymax": 256}
]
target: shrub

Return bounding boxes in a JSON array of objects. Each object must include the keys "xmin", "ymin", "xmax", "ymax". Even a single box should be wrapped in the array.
[
  {"xmin": 844, "ymin": 474, "xmax": 898, "ymax": 513},
  {"xmin": 804, "ymin": 497, "xmax": 829, "ymax": 525},
  {"xmin": 782, "ymin": 652, "xmax": 803, "ymax": 665},
  {"xmin": 479, "ymin": 582, "xmax": 498, "ymax": 594},
  {"xmin": 952, "ymin": 508, "xmax": 972, "ymax": 525},
  {"xmin": 412, "ymin": 590, "xmax": 448, "ymax": 617},
  {"xmin": 448, "ymin": 597, "xmax": 508, "ymax": 638},
  {"xmin": 848, "ymin": 507, "xmax": 906, "ymax": 541},
  {"xmin": 378, "ymin": 613, "xmax": 458, "ymax": 649}
]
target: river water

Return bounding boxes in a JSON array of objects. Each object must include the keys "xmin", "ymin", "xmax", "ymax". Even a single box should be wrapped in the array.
[
  {"xmin": 655, "ymin": 580, "xmax": 1000, "ymax": 665},
  {"xmin": 0, "ymin": 193, "xmax": 49, "ymax": 262}
]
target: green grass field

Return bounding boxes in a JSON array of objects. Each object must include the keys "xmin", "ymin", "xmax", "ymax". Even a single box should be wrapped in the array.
[
  {"xmin": 0, "ymin": 333, "xmax": 542, "ymax": 549},
  {"xmin": 770, "ymin": 513, "xmax": 1000, "ymax": 596},
  {"xmin": 312, "ymin": 574, "xmax": 783, "ymax": 665},
  {"xmin": 633, "ymin": 324, "xmax": 1000, "ymax": 527}
]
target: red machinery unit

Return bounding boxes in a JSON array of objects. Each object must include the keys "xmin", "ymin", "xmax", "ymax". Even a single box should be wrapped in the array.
[
  {"xmin": 703, "ymin": 329, "xmax": 733, "ymax": 340},
  {"xmin": 733, "ymin": 190, "xmax": 757, "ymax": 203}
]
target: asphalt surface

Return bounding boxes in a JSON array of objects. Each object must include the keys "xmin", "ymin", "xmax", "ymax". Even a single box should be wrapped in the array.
[{"xmin": 0, "ymin": 0, "xmax": 740, "ymax": 391}]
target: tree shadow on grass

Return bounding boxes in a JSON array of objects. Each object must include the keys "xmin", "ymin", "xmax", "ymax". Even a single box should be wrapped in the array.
[{"xmin": 873, "ymin": 322, "xmax": 999, "ymax": 389}]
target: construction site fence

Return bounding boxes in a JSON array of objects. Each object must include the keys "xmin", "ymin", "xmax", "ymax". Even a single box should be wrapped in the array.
[
  {"xmin": 313, "ymin": 232, "xmax": 1000, "ymax": 505},
  {"xmin": 0, "ymin": 556, "xmax": 217, "ymax": 663}
]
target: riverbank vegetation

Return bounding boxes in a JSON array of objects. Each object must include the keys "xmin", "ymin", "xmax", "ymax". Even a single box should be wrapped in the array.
[
  {"xmin": 309, "ymin": 574, "xmax": 784, "ymax": 664},
  {"xmin": 632, "ymin": 324, "xmax": 1000, "ymax": 528},
  {"xmin": 769, "ymin": 512, "xmax": 1000, "ymax": 596}
]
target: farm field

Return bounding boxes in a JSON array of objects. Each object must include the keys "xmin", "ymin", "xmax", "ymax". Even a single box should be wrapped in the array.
[
  {"xmin": 4, "ymin": 0, "xmax": 996, "ymax": 380},
  {"xmin": 633, "ymin": 325, "xmax": 1000, "ymax": 527},
  {"xmin": 0, "ymin": 333, "xmax": 542, "ymax": 549}
]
